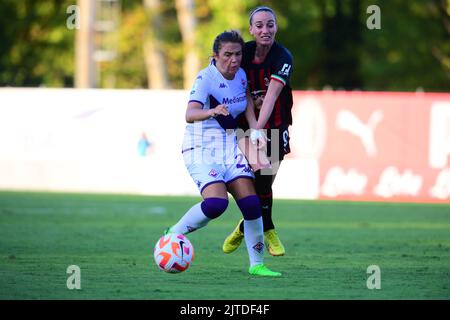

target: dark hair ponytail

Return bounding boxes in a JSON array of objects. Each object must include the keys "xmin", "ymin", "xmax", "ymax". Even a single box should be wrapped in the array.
[{"xmin": 212, "ymin": 30, "xmax": 244, "ymax": 55}]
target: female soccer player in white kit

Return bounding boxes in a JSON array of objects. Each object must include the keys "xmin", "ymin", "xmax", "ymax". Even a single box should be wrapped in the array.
[{"xmin": 166, "ymin": 30, "xmax": 281, "ymax": 277}]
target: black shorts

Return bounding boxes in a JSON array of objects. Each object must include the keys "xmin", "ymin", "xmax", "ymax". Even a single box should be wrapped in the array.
[{"xmin": 266, "ymin": 126, "xmax": 290, "ymax": 163}]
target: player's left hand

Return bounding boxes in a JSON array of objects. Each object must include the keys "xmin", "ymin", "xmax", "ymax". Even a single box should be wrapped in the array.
[{"xmin": 254, "ymin": 95, "xmax": 264, "ymax": 110}]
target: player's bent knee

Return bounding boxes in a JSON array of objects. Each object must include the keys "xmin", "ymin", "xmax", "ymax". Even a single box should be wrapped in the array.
[
  {"xmin": 201, "ymin": 197, "xmax": 228, "ymax": 219},
  {"xmin": 236, "ymin": 195, "xmax": 262, "ymax": 220}
]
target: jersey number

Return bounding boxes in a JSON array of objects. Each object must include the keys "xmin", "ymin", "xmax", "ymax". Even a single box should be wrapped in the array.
[
  {"xmin": 235, "ymin": 154, "xmax": 246, "ymax": 168},
  {"xmin": 283, "ymin": 129, "xmax": 289, "ymax": 148},
  {"xmin": 235, "ymin": 154, "xmax": 250, "ymax": 172}
]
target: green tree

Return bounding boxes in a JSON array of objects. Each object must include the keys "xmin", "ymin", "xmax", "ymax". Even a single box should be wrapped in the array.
[
  {"xmin": 360, "ymin": 0, "xmax": 449, "ymax": 92},
  {"xmin": 101, "ymin": 1, "xmax": 148, "ymax": 88},
  {"xmin": 0, "ymin": 0, "xmax": 448, "ymax": 92},
  {"xmin": 0, "ymin": 0, "xmax": 75, "ymax": 87}
]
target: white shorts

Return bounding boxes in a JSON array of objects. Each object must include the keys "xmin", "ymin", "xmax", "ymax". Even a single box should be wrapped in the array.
[{"xmin": 182, "ymin": 143, "xmax": 254, "ymax": 193}]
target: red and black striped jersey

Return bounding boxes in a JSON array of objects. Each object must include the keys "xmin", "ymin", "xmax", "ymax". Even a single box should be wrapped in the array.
[{"xmin": 240, "ymin": 40, "xmax": 294, "ymax": 129}]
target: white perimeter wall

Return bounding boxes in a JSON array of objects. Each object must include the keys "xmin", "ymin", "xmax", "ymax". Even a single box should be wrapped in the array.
[
  {"xmin": 0, "ymin": 88, "xmax": 311, "ymax": 199},
  {"xmin": 1, "ymin": 88, "xmax": 449, "ymax": 202}
]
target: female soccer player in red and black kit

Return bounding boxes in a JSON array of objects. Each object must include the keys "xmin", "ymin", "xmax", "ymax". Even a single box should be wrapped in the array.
[{"xmin": 223, "ymin": 6, "xmax": 293, "ymax": 256}]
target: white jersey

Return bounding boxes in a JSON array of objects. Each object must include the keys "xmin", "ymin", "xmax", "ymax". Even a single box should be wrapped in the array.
[{"xmin": 182, "ymin": 61, "xmax": 248, "ymax": 152}]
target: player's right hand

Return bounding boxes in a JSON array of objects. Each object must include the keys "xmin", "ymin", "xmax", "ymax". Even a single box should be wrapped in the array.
[{"xmin": 210, "ymin": 104, "xmax": 229, "ymax": 117}]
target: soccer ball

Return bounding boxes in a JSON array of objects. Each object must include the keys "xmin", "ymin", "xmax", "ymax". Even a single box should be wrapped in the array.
[{"xmin": 153, "ymin": 233, "xmax": 194, "ymax": 273}]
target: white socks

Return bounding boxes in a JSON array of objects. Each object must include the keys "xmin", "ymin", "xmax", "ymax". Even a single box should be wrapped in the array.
[
  {"xmin": 170, "ymin": 202, "xmax": 265, "ymax": 268},
  {"xmin": 243, "ymin": 217, "xmax": 265, "ymax": 267},
  {"xmin": 170, "ymin": 202, "xmax": 211, "ymax": 234}
]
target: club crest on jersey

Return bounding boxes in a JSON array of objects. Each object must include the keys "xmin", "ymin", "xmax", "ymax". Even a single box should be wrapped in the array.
[
  {"xmin": 208, "ymin": 169, "xmax": 219, "ymax": 177},
  {"xmin": 253, "ymin": 242, "xmax": 264, "ymax": 253},
  {"xmin": 219, "ymin": 83, "xmax": 227, "ymax": 89},
  {"xmin": 241, "ymin": 78, "xmax": 246, "ymax": 89}
]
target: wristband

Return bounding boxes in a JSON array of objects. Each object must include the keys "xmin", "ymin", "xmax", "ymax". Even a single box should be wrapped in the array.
[{"xmin": 250, "ymin": 129, "xmax": 264, "ymax": 144}]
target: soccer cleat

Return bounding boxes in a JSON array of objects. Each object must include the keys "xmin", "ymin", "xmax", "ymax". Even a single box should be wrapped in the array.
[
  {"xmin": 163, "ymin": 227, "xmax": 173, "ymax": 235},
  {"xmin": 248, "ymin": 264, "xmax": 281, "ymax": 277},
  {"xmin": 222, "ymin": 219, "xmax": 244, "ymax": 254},
  {"xmin": 264, "ymin": 229, "xmax": 285, "ymax": 256}
]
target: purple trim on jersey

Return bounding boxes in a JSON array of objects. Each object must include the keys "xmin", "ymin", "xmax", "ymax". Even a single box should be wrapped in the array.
[
  {"xmin": 209, "ymin": 95, "xmax": 238, "ymax": 130},
  {"xmin": 225, "ymin": 175, "xmax": 254, "ymax": 185},
  {"xmin": 181, "ymin": 147, "xmax": 195, "ymax": 154},
  {"xmin": 200, "ymin": 180, "xmax": 225, "ymax": 194},
  {"xmin": 215, "ymin": 114, "xmax": 238, "ymax": 130},
  {"xmin": 189, "ymin": 100, "xmax": 204, "ymax": 106},
  {"xmin": 236, "ymin": 195, "xmax": 262, "ymax": 220}
]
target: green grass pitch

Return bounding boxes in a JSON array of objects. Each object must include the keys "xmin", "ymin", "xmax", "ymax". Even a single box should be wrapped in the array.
[{"xmin": 0, "ymin": 191, "xmax": 449, "ymax": 300}]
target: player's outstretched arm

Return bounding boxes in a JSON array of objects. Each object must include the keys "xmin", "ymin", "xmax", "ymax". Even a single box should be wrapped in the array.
[
  {"xmin": 245, "ymin": 90, "xmax": 267, "ymax": 149},
  {"xmin": 185, "ymin": 102, "xmax": 229, "ymax": 123},
  {"xmin": 238, "ymin": 136, "xmax": 271, "ymax": 172},
  {"xmin": 255, "ymin": 80, "xmax": 284, "ymax": 130},
  {"xmin": 245, "ymin": 89, "xmax": 258, "ymax": 129}
]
